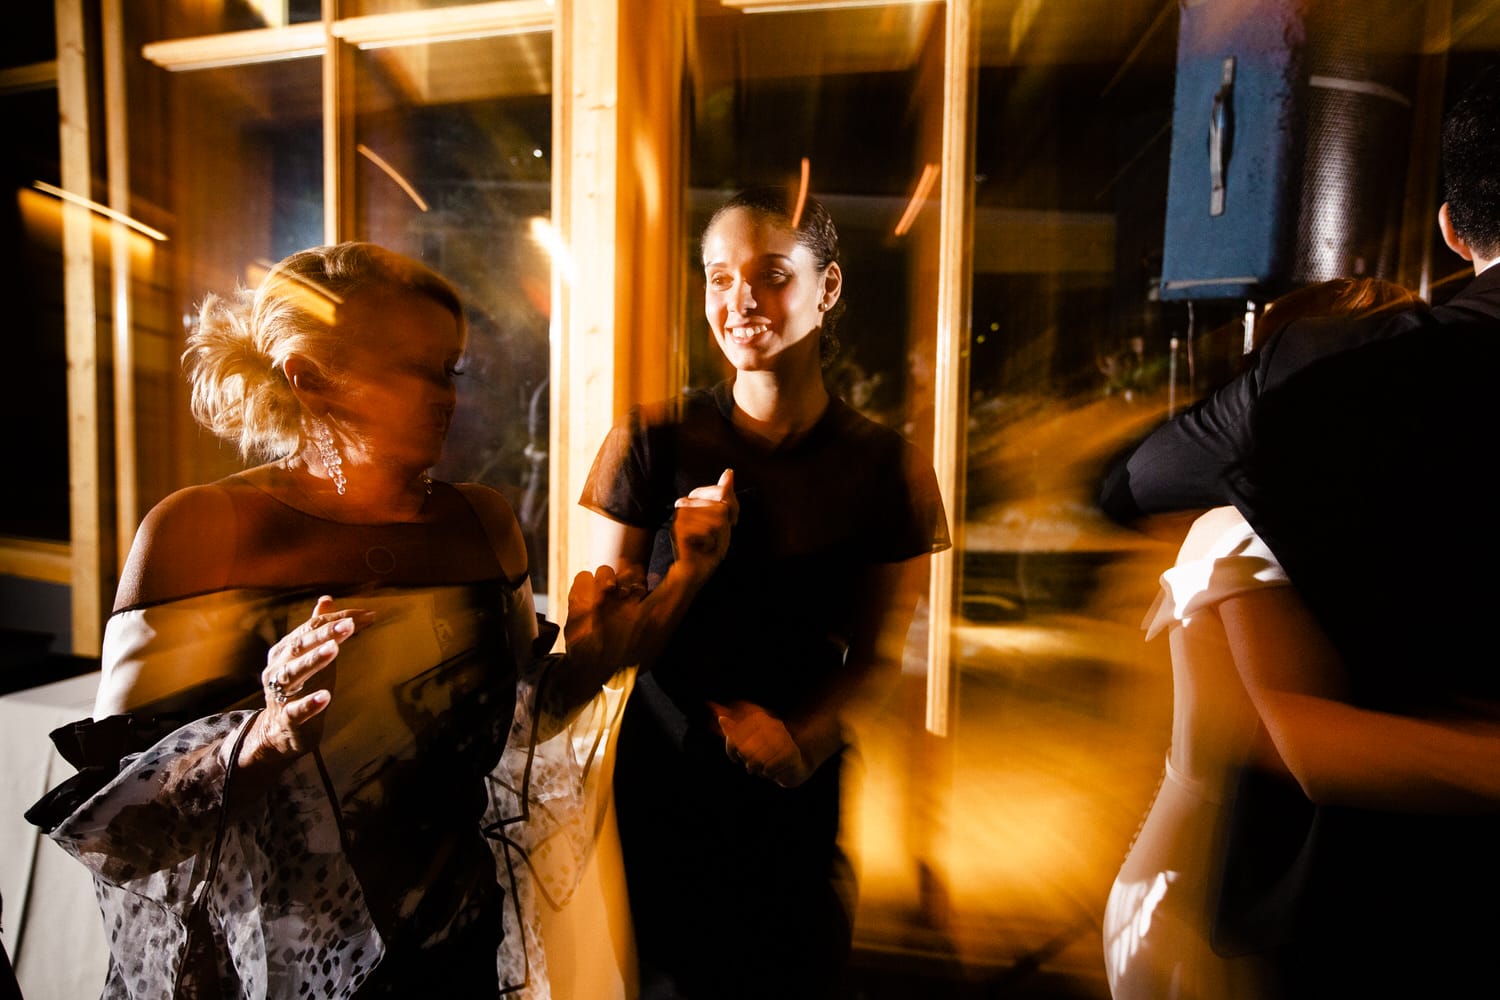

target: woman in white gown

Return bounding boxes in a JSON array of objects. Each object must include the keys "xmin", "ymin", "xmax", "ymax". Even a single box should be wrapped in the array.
[
  {"xmin": 1102, "ymin": 504, "xmax": 1284, "ymax": 999},
  {"xmin": 1103, "ymin": 278, "xmax": 1500, "ymax": 999}
]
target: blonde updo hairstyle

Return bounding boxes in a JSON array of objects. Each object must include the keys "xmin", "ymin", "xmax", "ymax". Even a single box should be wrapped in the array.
[{"xmin": 183, "ymin": 241, "xmax": 464, "ymax": 461}]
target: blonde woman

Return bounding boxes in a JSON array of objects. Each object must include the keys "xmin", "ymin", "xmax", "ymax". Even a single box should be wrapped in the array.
[{"xmin": 29, "ymin": 242, "xmax": 731, "ymax": 998}]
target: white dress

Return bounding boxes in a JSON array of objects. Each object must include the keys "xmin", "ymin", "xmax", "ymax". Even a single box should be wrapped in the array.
[{"xmin": 1102, "ymin": 506, "xmax": 1285, "ymax": 1000}]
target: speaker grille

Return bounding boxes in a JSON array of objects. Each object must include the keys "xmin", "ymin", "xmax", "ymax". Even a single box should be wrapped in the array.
[{"xmin": 1292, "ymin": 1, "xmax": 1420, "ymax": 284}]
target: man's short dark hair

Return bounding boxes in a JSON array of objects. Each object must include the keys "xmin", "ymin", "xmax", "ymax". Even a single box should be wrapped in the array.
[{"xmin": 1442, "ymin": 62, "xmax": 1500, "ymax": 259}]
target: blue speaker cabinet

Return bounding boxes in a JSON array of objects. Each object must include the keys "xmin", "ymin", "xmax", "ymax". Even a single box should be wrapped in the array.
[{"xmin": 1159, "ymin": 0, "xmax": 1420, "ymax": 302}]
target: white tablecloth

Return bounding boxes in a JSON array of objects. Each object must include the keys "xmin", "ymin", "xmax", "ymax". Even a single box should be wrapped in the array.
[{"xmin": 0, "ymin": 672, "xmax": 109, "ymax": 1000}]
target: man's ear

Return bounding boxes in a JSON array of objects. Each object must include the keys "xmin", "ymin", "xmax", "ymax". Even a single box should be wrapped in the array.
[{"xmin": 1439, "ymin": 202, "xmax": 1474, "ymax": 262}]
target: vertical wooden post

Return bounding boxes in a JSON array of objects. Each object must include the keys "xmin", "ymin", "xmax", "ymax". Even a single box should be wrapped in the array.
[
  {"xmin": 323, "ymin": 0, "xmax": 351, "ymax": 243},
  {"xmin": 102, "ymin": 0, "xmax": 137, "ymax": 574},
  {"xmin": 57, "ymin": 0, "xmax": 110, "ymax": 654},
  {"xmin": 549, "ymin": 0, "xmax": 690, "ymax": 610},
  {"xmin": 927, "ymin": 0, "xmax": 976, "ymax": 736}
]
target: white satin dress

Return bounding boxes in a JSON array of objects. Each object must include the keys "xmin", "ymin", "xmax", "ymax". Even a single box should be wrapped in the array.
[{"xmin": 1103, "ymin": 506, "xmax": 1285, "ymax": 1000}]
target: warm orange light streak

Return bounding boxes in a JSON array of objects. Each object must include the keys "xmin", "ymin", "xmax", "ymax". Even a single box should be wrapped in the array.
[
  {"xmin": 246, "ymin": 0, "xmax": 288, "ymax": 28},
  {"xmin": 245, "ymin": 257, "xmax": 344, "ymax": 327},
  {"xmin": 791, "ymin": 157, "xmax": 810, "ymax": 230},
  {"xmin": 356, "ymin": 144, "xmax": 430, "ymax": 212},
  {"xmin": 31, "ymin": 180, "xmax": 168, "ymax": 241},
  {"xmin": 893, "ymin": 162, "xmax": 939, "ymax": 236},
  {"xmin": 529, "ymin": 216, "xmax": 576, "ymax": 283}
]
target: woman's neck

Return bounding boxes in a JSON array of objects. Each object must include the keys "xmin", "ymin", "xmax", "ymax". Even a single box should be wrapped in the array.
[
  {"xmin": 730, "ymin": 367, "xmax": 830, "ymax": 448},
  {"xmin": 269, "ymin": 455, "xmax": 432, "ymax": 525}
]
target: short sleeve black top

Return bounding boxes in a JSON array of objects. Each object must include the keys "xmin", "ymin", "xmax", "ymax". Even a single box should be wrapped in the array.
[{"xmin": 580, "ymin": 381, "xmax": 950, "ymax": 724}]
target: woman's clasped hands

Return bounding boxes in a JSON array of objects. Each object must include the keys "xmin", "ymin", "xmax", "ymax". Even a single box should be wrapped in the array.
[{"xmin": 710, "ymin": 700, "xmax": 824, "ymax": 789}]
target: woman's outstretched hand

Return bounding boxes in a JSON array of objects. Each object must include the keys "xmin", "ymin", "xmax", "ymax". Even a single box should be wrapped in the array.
[
  {"xmin": 240, "ymin": 595, "xmax": 373, "ymax": 770},
  {"xmin": 561, "ymin": 564, "xmax": 652, "ymax": 699}
]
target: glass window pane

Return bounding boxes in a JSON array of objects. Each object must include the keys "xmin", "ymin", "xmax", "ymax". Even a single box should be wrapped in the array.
[
  {"xmin": 351, "ymin": 32, "xmax": 553, "ymax": 591},
  {"xmin": 3, "ymin": 5, "xmax": 57, "ymax": 67},
  {"xmin": 124, "ymin": 33, "xmax": 324, "ymax": 505},
  {"xmin": 960, "ymin": 1, "xmax": 1186, "ymax": 982},
  {"xmin": 1, "ymin": 85, "xmax": 67, "ymax": 541},
  {"xmin": 961, "ymin": 1, "xmax": 1497, "ymax": 993},
  {"xmin": 148, "ymin": 0, "xmax": 323, "ymax": 36}
]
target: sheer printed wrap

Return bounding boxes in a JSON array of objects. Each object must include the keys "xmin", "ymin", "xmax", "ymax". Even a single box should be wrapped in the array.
[
  {"xmin": 487, "ymin": 663, "xmax": 634, "ymax": 997},
  {"xmin": 46, "ymin": 708, "xmax": 382, "ymax": 1000}
]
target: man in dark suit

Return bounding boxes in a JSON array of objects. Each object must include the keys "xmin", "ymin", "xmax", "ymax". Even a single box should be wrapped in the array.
[
  {"xmin": 1100, "ymin": 64, "xmax": 1500, "ymax": 996},
  {"xmin": 1100, "ymin": 66, "xmax": 1500, "ymax": 525}
]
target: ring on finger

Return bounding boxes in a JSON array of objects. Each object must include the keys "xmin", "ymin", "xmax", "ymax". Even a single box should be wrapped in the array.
[{"xmin": 273, "ymin": 666, "xmax": 294, "ymax": 704}]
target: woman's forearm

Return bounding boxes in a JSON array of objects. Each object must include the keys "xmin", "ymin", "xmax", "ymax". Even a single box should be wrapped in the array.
[{"xmin": 1256, "ymin": 691, "xmax": 1500, "ymax": 812}]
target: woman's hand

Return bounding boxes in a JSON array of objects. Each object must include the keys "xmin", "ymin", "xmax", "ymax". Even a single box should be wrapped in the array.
[
  {"xmin": 671, "ymin": 468, "xmax": 737, "ymax": 581},
  {"xmin": 710, "ymin": 700, "xmax": 818, "ymax": 788},
  {"xmin": 240, "ymin": 595, "xmax": 373, "ymax": 770},
  {"xmin": 562, "ymin": 564, "xmax": 650, "ymax": 689}
]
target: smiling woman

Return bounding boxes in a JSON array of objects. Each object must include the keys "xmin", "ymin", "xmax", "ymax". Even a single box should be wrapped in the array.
[
  {"xmin": 580, "ymin": 185, "xmax": 950, "ymax": 999},
  {"xmin": 702, "ymin": 185, "xmax": 845, "ymax": 381}
]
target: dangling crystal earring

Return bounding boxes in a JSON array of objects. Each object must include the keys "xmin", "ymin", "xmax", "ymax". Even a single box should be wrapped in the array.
[
  {"xmin": 420, "ymin": 471, "xmax": 433, "ymax": 495},
  {"xmin": 311, "ymin": 418, "xmax": 347, "ymax": 496}
]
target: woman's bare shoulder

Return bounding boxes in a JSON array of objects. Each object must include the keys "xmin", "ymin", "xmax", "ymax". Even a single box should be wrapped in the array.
[
  {"xmin": 451, "ymin": 482, "xmax": 529, "ymax": 580},
  {"xmin": 115, "ymin": 482, "xmax": 241, "ymax": 609}
]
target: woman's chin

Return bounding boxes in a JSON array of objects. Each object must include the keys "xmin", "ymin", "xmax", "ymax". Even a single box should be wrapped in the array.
[
  {"xmin": 381, "ymin": 445, "xmax": 445, "ymax": 477},
  {"xmin": 719, "ymin": 343, "xmax": 775, "ymax": 372}
]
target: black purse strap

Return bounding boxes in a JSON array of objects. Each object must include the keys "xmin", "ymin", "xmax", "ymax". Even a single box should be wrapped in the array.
[{"xmin": 173, "ymin": 710, "xmax": 260, "ymax": 1000}]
